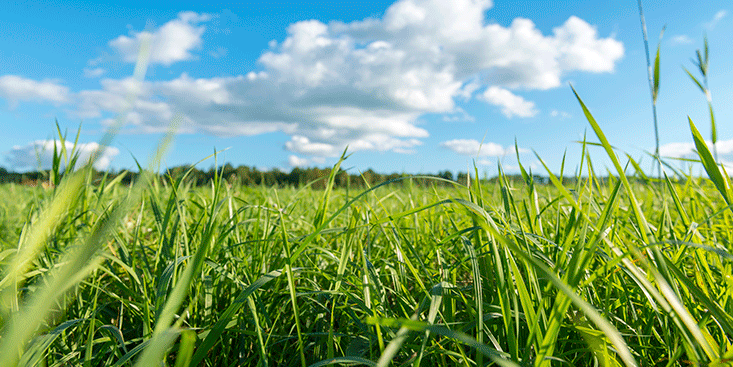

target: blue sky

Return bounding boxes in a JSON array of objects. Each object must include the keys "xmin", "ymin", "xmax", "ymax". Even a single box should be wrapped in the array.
[{"xmin": 1, "ymin": 0, "xmax": 732, "ymax": 176}]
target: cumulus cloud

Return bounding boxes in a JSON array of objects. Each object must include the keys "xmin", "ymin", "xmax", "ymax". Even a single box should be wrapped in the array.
[
  {"xmin": 659, "ymin": 142, "xmax": 695, "ymax": 158},
  {"xmin": 0, "ymin": 75, "xmax": 70, "ymax": 108},
  {"xmin": 480, "ymin": 86, "xmax": 538, "ymax": 118},
  {"xmin": 64, "ymin": 0, "xmax": 622, "ymax": 161},
  {"xmin": 659, "ymin": 138, "xmax": 733, "ymax": 158},
  {"xmin": 440, "ymin": 139, "xmax": 525, "ymax": 157},
  {"xmin": 110, "ymin": 11, "xmax": 211, "ymax": 66},
  {"xmin": 285, "ymin": 135, "xmax": 337, "ymax": 156},
  {"xmin": 5, "ymin": 140, "xmax": 119, "ymax": 171},
  {"xmin": 287, "ymin": 155, "xmax": 326, "ymax": 167},
  {"xmin": 288, "ymin": 155, "xmax": 310, "ymax": 167}
]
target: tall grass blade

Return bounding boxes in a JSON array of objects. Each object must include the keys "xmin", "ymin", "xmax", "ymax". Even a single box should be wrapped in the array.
[
  {"xmin": 314, "ymin": 149, "xmax": 348, "ymax": 230},
  {"xmin": 689, "ymin": 117, "xmax": 731, "ymax": 207},
  {"xmin": 638, "ymin": 0, "xmax": 663, "ymax": 175}
]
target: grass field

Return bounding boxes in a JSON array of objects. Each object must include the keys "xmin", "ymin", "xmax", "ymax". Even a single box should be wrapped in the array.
[
  {"xmin": 2, "ymin": 7, "xmax": 733, "ymax": 365},
  {"xmin": 2, "ymin": 103, "xmax": 733, "ymax": 366}
]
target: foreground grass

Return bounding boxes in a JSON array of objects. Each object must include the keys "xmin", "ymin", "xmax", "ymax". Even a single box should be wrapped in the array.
[{"xmin": 1, "ymin": 141, "xmax": 733, "ymax": 367}]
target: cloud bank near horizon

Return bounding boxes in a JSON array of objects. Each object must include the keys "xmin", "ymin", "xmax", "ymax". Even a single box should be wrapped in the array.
[{"xmin": 5, "ymin": 140, "xmax": 120, "ymax": 171}]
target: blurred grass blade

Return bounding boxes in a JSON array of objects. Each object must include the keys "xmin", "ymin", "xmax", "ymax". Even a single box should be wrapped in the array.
[
  {"xmin": 173, "ymin": 329, "xmax": 196, "ymax": 367},
  {"xmin": 684, "ymin": 68, "xmax": 706, "ymax": 94}
]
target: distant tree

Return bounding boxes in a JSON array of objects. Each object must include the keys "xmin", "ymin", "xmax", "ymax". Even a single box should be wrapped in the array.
[{"xmin": 437, "ymin": 170, "xmax": 453, "ymax": 182}]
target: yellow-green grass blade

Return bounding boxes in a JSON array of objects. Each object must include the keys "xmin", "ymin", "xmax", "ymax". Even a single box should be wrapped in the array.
[
  {"xmin": 684, "ymin": 68, "xmax": 706, "ymax": 94},
  {"xmin": 314, "ymin": 149, "xmax": 349, "ymax": 230},
  {"xmin": 626, "ymin": 154, "xmax": 650, "ymax": 183},
  {"xmin": 663, "ymin": 173, "xmax": 690, "ymax": 229},
  {"xmin": 571, "ymin": 85, "xmax": 652, "ymax": 244},
  {"xmin": 689, "ymin": 117, "xmax": 730, "ymax": 207}
]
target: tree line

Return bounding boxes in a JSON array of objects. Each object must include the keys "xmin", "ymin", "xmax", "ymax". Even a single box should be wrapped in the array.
[{"xmin": 0, "ymin": 164, "xmax": 574, "ymax": 189}]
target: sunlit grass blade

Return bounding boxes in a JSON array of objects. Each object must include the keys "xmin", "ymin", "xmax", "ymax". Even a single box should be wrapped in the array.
[
  {"xmin": 571, "ymin": 85, "xmax": 652, "ymax": 243},
  {"xmin": 314, "ymin": 149, "xmax": 349, "ymax": 229},
  {"xmin": 689, "ymin": 117, "xmax": 731, "ymax": 207}
]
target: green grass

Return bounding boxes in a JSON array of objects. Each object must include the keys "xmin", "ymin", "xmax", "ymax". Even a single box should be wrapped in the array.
[
  {"xmin": 2, "ymin": 136, "xmax": 733, "ymax": 366},
  {"xmin": 3, "ymin": 9, "xmax": 733, "ymax": 367}
]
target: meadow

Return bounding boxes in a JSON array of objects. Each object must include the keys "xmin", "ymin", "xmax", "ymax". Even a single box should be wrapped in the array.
[
  {"xmin": 2, "ymin": 6, "xmax": 733, "ymax": 366},
  {"xmin": 2, "ymin": 101, "xmax": 733, "ymax": 366}
]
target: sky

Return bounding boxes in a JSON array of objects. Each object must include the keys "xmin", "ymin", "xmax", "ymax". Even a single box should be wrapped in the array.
[{"xmin": 1, "ymin": 0, "xmax": 732, "ymax": 176}]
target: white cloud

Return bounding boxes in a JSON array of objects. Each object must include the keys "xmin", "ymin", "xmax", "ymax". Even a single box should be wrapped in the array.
[
  {"xmin": 552, "ymin": 16, "xmax": 624, "ymax": 75},
  {"xmin": 455, "ymin": 79, "xmax": 481, "ymax": 101},
  {"xmin": 480, "ymin": 86, "xmax": 538, "ymax": 118},
  {"xmin": 6, "ymin": 140, "xmax": 119, "ymax": 171},
  {"xmin": 716, "ymin": 140, "xmax": 733, "ymax": 155},
  {"xmin": 442, "ymin": 106, "xmax": 475, "ymax": 122},
  {"xmin": 659, "ymin": 142, "xmax": 695, "ymax": 158},
  {"xmin": 110, "ymin": 11, "xmax": 211, "ymax": 66},
  {"xmin": 60, "ymin": 1, "xmax": 621, "ymax": 161},
  {"xmin": 83, "ymin": 67, "xmax": 106, "ymax": 78},
  {"xmin": 440, "ymin": 139, "xmax": 525, "ymax": 157},
  {"xmin": 285, "ymin": 135, "xmax": 337, "ymax": 156},
  {"xmin": 659, "ymin": 138, "xmax": 733, "ymax": 158},
  {"xmin": 671, "ymin": 35, "xmax": 693, "ymax": 45},
  {"xmin": 287, "ymin": 155, "xmax": 327, "ymax": 167},
  {"xmin": 0, "ymin": 75, "xmax": 70, "ymax": 108},
  {"xmin": 76, "ymin": 77, "xmax": 164, "ymax": 121},
  {"xmin": 705, "ymin": 10, "xmax": 727, "ymax": 30},
  {"xmin": 288, "ymin": 155, "xmax": 311, "ymax": 167}
]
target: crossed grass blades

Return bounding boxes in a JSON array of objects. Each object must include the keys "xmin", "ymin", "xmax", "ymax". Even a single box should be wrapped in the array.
[
  {"xmin": 2, "ymin": 13, "xmax": 733, "ymax": 367},
  {"xmin": 3, "ymin": 107, "xmax": 733, "ymax": 366}
]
